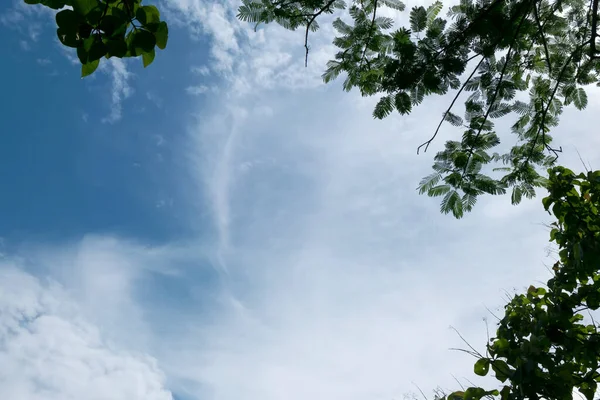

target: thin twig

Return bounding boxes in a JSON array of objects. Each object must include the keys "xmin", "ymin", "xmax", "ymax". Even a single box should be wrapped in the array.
[
  {"xmin": 459, "ymin": 8, "xmax": 531, "ymax": 181},
  {"xmin": 450, "ymin": 325, "xmax": 484, "ymax": 357},
  {"xmin": 525, "ymin": 51, "xmax": 577, "ymax": 164},
  {"xmin": 304, "ymin": 0, "xmax": 337, "ymax": 67},
  {"xmin": 533, "ymin": 2, "xmax": 552, "ymax": 74},
  {"xmin": 417, "ymin": 56, "xmax": 485, "ymax": 154},
  {"xmin": 591, "ymin": 0, "xmax": 599, "ymax": 56},
  {"xmin": 359, "ymin": 0, "xmax": 379, "ymax": 68},
  {"xmin": 411, "ymin": 382, "xmax": 429, "ymax": 400}
]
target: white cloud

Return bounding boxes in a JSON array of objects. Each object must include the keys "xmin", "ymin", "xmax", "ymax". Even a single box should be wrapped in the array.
[
  {"xmin": 101, "ymin": 59, "xmax": 134, "ymax": 124},
  {"xmin": 165, "ymin": 1, "xmax": 600, "ymax": 397},
  {"xmin": 185, "ymin": 85, "xmax": 212, "ymax": 95},
  {"xmin": 191, "ymin": 65, "xmax": 211, "ymax": 76},
  {"xmin": 0, "ymin": 261, "xmax": 173, "ymax": 400},
  {"xmin": 147, "ymin": 91, "xmax": 164, "ymax": 108},
  {"xmin": 5, "ymin": 1, "xmax": 600, "ymax": 400}
]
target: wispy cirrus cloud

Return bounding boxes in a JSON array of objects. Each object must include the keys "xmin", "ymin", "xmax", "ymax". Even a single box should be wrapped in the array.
[{"xmin": 101, "ymin": 59, "xmax": 134, "ymax": 124}]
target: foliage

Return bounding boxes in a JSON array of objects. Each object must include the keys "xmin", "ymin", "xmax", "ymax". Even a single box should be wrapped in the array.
[
  {"xmin": 437, "ymin": 166, "xmax": 600, "ymax": 400},
  {"xmin": 24, "ymin": 0, "xmax": 168, "ymax": 77},
  {"xmin": 238, "ymin": 0, "xmax": 600, "ymax": 217}
]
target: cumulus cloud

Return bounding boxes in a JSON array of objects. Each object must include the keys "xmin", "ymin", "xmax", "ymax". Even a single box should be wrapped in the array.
[{"xmin": 0, "ymin": 261, "xmax": 173, "ymax": 400}]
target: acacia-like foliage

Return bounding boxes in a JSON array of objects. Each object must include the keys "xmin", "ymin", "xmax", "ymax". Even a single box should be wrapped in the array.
[
  {"xmin": 430, "ymin": 167, "xmax": 600, "ymax": 400},
  {"xmin": 24, "ymin": 0, "xmax": 168, "ymax": 77},
  {"xmin": 238, "ymin": 0, "xmax": 600, "ymax": 217}
]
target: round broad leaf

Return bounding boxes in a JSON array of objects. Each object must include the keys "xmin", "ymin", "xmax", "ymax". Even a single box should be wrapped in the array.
[
  {"xmin": 89, "ymin": 38, "xmax": 107, "ymax": 62},
  {"xmin": 491, "ymin": 360, "xmax": 511, "ymax": 382},
  {"xmin": 81, "ymin": 59, "xmax": 100, "ymax": 77},
  {"xmin": 473, "ymin": 358, "xmax": 490, "ymax": 376},
  {"xmin": 130, "ymin": 29, "xmax": 156, "ymax": 55},
  {"xmin": 108, "ymin": 7, "xmax": 129, "ymax": 21},
  {"xmin": 56, "ymin": 9, "xmax": 79, "ymax": 35},
  {"xmin": 72, "ymin": 0, "xmax": 100, "ymax": 16},
  {"xmin": 136, "ymin": 5, "xmax": 160, "ymax": 25},
  {"xmin": 142, "ymin": 48, "xmax": 156, "ymax": 67},
  {"xmin": 98, "ymin": 15, "xmax": 125, "ymax": 37},
  {"xmin": 86, "ymin": 6, "xmax": 104, "ymax": 26},
  {"xmin": 79, "ymin": 23, "xmax": 93, "ymax": 39},
  {"xmin": 154, "ymin": 21, "xmax": 168, "ymax": 50},
  {"xmin": 24, "ymin": 0, "xmax": 43, "ymax": 4},
  {"xmin": 77, "ymin": 36, "xmax": 95, "ymax": 63},
  {"xmin": 464, "ymin": 388, "xmax": 486, "ymax": 400},
  {"xmin": 57, "ymin": 27, "xmax": 80, "ymax": 48},
  {"xmin": 105, "ymin": 39, "xmax": 128, "ymax": 58},
  {"xmin": 42, "ymin": 0, "xmax": 67, "ymax": 9}
]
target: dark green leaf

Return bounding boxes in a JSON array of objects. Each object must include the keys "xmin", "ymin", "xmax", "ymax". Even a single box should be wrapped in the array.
[
  {"xmin": 56, "ymin": 9, "xmax": 79, "ymax": 34},
  {"xmin": 409, "ymin": 6, "xmax": 427, "ymax": 33},
  {"xmin": 41, "ymin": 0, "xmax": 67, "ymax": 9},
  {"xmin": 573, "ymin": 88, "xmax": 588, "ymax": 110},
  {"xmin": 136, "ymin": 5, "xmax": 160, "ymax": 25},
  {"xmin": 89, "ymin": 37, "xmax": 107, "ymax": 61},
  {"xmin": 394, "ymin": 92, "xmax": 411, "ymax": 114},
  {"xmin": 72, "ymin": 0, "xmax": 99, "ymax": 16},
  {"xmin": 473, "ymin": 358, "xmax": 490, "ymax": 376},
  {"xmin": 105, "ymin": 38, "xmax": 128, "ymax": 58},
  {"xmin": 142, "ymin": 48, "xmax": 156, "ymax": 67},
  {"xmin": 154, "ymin": 21, "xmax": 168, "ymax": 50},
  {"xmin": 129, "ymin": 29, "xmax": 156, "ymax": 55},
  {"xmin": 81, "ymin": 59, "xmax": 100, "ymax": 77}
]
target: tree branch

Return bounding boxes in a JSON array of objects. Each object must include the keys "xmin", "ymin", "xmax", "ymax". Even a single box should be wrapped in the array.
[
  {"xmin": 304, "ymin": 0, "xmax": 337, "ymax": 67},
  {"xmin": 417, "ymin": 56, "xmax": 485, "ymax": 154},
  {"xmin": 533, "ymin": 2, "xmax": 552, "ymax": 74}
]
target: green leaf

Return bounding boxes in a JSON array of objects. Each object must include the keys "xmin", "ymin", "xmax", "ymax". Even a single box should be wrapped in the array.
[
  {"xmin": 105, "ymin": 38, "xmax": 128, "ymax": 58},
  {"xmin": 86, "ymin": 6, "xmax": 104, "ymax": 26},
  {"xmin": 55, "ymin": 9, "xmax": 79, "ymax": 34},
  {"xmin": 41, "ymin": 0, "xmax": 67, "ymax": 9},
  {"xmin": 373, "ymin": 95, "xmax": 394, "ymax": 119},
  {"xmin": 573, "ymin": 88, "xmax": 588, "ymax": 110},
  {"xmin": 394, "ymin": 92, "xmax": 411, "ymax": 114},
  {"xmin": 72, "ymin": 0, "xmax": 99, "ymax": 16},
  {"xmin": 445, "ymin": 112, "xmax": 463, "ymax": 126},
  {"xmin": 24, "ymin": 0, "xmax": 43, "ymax": 4},
  {"xmin": 57, "ymin": 27, "xmax": 80, "ymax": 48},
  {"xmin": 142, "ymin": 48, "xmax": 156, "ymax": 67},
  {"xmin": 88, "ymin": 38, "xmax": 107, "ymax": 61},
  {"xmin": 409, "ymin": 6, "xmax": 427, "ymax": 33},
  {"xmin": 99, "ymin": 15, "xmax": 127, "ymax": 38},
  {"xmin": 464, "ymin": 387, "xmax": 486, "ymax": 400},
  {"xmin": 77, "ymin": 36, "xmax": 95, "ymax": 64},
  {"xmin": 129, "ymin": 29, "xmax": 156, "ymax": 55},
  {"xmin": 154, "ymin": 21, "xmax": 168, "ymax": 50},
  {"xmin": 491, "ymin": 360, "xmax": 512, "ymax": 382},
  {"xmin": 473, "ymin": 358, "xmax": 490, "ymax": 376},
  {"xmin": 81, "ymin": 59, "xmax": 100, "ymax": 77},
  {"xmin": 428, "ymin": 184, "xmax": 451, "ymax": 197},
  {"xmin": 136, "ymin": 5, "xmax": 161, "ymax": 25},
  {"xmin": 425, "ymin": 1, "xmax": 443, "ymax": 27},
  {"xmin": 511, "ymin": 185, "xmax": 522, "ymax": 205}
]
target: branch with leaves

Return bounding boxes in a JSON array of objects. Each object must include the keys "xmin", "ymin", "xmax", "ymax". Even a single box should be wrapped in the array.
[
  {"xmin": 24, "ymin": 0, "xmax": 168, "ymax": 77},
  {"xmin": 238, "ymin": 0, "xmax": 600, "ymax": 218}
]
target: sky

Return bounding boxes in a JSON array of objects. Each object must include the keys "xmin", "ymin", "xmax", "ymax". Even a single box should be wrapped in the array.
[{"xmin": 1, "ymin": 0, "xmax": 600, "ymax": 399}]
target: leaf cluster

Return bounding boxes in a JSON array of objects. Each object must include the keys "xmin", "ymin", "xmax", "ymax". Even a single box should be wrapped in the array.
[
  {"xmin": 24, "ymin": 0, "xmax": 168, "ymax": 76},
  {"xmin": 441, "ymin": 167, "xmax": 600, "ymax": 400},
  {"xmin": 238, "ymin": 0, "xmax": 600, "ymax": 217}
]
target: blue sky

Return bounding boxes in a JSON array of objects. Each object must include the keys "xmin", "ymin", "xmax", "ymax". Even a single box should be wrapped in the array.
[{"xmin": 1, "ymin": 1, "xmax": 600, "ymax": 399}]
